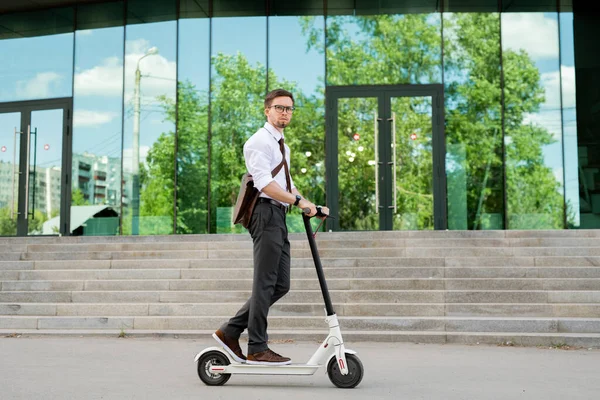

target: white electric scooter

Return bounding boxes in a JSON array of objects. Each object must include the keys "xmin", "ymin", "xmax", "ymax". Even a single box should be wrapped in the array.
[{"xmin": 195, "ymin": 208, "xmax": 364, "ymax": 388}]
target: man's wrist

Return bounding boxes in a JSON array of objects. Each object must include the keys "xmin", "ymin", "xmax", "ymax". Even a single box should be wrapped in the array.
[{"xmin": 293, "ymin": 194, "xmax": 302, "ymax": 207}]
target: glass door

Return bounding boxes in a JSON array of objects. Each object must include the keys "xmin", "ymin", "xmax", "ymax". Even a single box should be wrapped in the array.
[
  {"xmin": 0, "ymin": 99, "xmax": 72, "ymax": 236},
  {"xmin": 389, "ymin": 96, "xmax": 435, "ymax": 230},
  {"xmin": 326, "ymin": 85, "xmax": 446, "ymax": 231},
  {"xmin": 0, "ymin": 112, "xmax": 22, "ymax": 236}
]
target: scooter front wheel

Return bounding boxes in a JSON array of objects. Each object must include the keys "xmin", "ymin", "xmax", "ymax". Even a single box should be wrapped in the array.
[
  {"xmin": 327, "ymin": 354, "xmax": 364, "ymax": 389},
  {"xmin": 197, "ymin": 350, "xmax": 231, "ymax": 386}
]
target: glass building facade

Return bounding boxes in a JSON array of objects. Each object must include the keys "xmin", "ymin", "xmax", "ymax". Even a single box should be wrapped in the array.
[{"xmin": 0, "ymin": 0, "xmax": 598, "ymax": 236}]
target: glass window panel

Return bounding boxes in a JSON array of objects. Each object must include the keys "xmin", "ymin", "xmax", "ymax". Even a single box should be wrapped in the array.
[
  {"xmin": 269, "ymin": 0, "xmax": 324, "ymax": 16},
  {"xmin": 268, "ymin": 15, "xmax": 325, "ymax": 232},
  {"xmin": 76, "ymin": 1, "xmax": 124, "ymax": 30},
  {"xmin": 177, "ymin": 17, "xmax": 210, "ymax": 234},
  {"xmin": 0, "ymin": 112, "xmax": 21, "ymax": 236},
  {"xmin": 123, "ymin": 0, "xmax": 177, "ymax": 235},
  {"xmin": 0, "ymin": 8, "xmax": 74, "ymax": 39},
  {"xmin": 559, "ymin": 12, "xmax": 579, "ymax": 228},
  {"xmin": 127, "ymin": 0, "xmax": 177, "ymax": 24},
  {"xmin": 502, "ymin": 1, "xmax": 558, "ymax": 12},
  {"xmin": 327, "ymin": 0, "xmax": 440, "ymax": 15},
  {"xmin": 211, "ymin": 16, "xmax": 266, "ymax": 233},
  {"xmin": 0, "ymin": 8, "xmax": 74, "ymax": 102},
  {"xmin": 444, "ymin": 13, "xmax": 503, "ymax": 230},
  {"xmin": 443, "ymin": 0, "xmax": 499, "ymax": 12},
  {"xmin": 180, "ymin": 0, "xmax": 210, "ymax": 18},
  {"xmin": 71, "ymin": 3, "xmax": 124, "ymax": 236},
  {"xmin": 502, "ymin": 12, "xmax": 564, "ymax": 229},
  {"xmin": 392, "ymin": 96, "xmax": 434, "ymax": 230},
  {"xmin": 29, "ymin": 109, "xmax": 64, "ymax": 235},
  {"xmin": 572, "ymin": 10, "xmax": 600, "ymax": 228},
  {"xmin": 212, "ymin": 0, "xmax": 266, "ymax": 17},
  {"xmin": 325, "ymin": 14, "xmax": 442, "ymax": 86}
]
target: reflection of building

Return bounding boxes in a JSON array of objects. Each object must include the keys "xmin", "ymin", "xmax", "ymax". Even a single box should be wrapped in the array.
[
  {"xmin": 0, "ymin": 152, "xmax": 130, "ymax": 220},
  {"xmin": 0, "ymin": 161, "xmax": 17, "ymax": 211},
  {"xmin": 72, "ymin": 152, "xmax": 125, "ymax": 207},
  {"xmin": 31, "ymin": 166, "xmax": 61, "ymax": 218},
  {"xmin": 0, "ymin": 161, "xmax": 61, "ymax": 218}
]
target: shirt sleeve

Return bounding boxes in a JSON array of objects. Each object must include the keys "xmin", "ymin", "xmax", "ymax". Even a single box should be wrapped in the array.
[{"xmin": 244, "ymin": 137, "xmax": 275, "ymax": 192}]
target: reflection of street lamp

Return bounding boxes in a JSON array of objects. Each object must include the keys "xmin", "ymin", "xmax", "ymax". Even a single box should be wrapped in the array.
[{"xmin": 132, "ymin": 46, "xmax": 158, "ymax": 235}]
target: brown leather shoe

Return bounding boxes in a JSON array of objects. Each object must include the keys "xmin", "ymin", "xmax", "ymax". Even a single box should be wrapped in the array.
[
  {"xmin": 247, "ymin": 349, "xmax": 291, "ymax": 365},
  {"xmin": 213, "ymin": 330, "xmax": 246, "ymax": 363}
]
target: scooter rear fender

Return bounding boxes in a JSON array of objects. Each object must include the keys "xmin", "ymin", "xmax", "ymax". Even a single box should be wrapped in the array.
[{"xmin": 194, "ymin": 346, "xmax": 233, "ymax": 364}]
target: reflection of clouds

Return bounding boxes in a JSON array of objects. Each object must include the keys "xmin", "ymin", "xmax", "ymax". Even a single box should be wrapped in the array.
[
  {"xmin": 523, "ymin": 112, "xmax": 562, "ymax": 140},
  {"xmin": 502, "ymin": 13, "xmax": 559, "ymax": 60},
  {"xmin": 73, "ymin": 38, "xmax": 176, "ymax": 101},
  {"xmin": 524, "ymin": 65, "xmax": 577, "ymax": 141},
  {"xmin": 74, "ymin": 56, "xmax": 123, "ymax": 97},
  {"xmin": 123, "ymin": 146, "xmax": 151, "ymax": 173},
  {"xmin": 541, "ymin": 66, "xmax": 576, "ymax": 109},
  {"xmin": 73, "ymin": 110, "xmax": 118, "ymax": 127},
  {"xmin": 16, "ymin": 72, "xmax": 62, "ymax": 99},
  {"xmin": 124, "ymin": 39, "xmax": 176, "ymax": 102},
  {"xmin": 77, "ymin": 29, "xmax": 93, "ymax": 36}
]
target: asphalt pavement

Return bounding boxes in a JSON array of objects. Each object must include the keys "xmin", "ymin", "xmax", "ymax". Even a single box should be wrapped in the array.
[{"xmin": 1, "ymin": 335, "xmax": 599, "ymax": 400}]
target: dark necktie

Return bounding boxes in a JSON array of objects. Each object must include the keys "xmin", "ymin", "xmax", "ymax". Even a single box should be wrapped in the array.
[{"xmin": 278, "ymin": 138, "xmax": 292, "ymax": 194}]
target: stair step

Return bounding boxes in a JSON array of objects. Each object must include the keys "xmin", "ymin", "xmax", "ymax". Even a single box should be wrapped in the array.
[
  {"xmin": 0, "ymin": 328, "xmax": 598, "ymax": 347},
  {"xmin": 2, "ymin": 302, "xmax": 599, "ymax": 317},
  {"xmin": 4, "ymin": 267, "xmax": 600, "ymax": 280},
  {"xmin": 1, "ymin": 315, "xmax": 599, "ymax": 333},
  {"xmin": 3, "ymin": 278, "xmax": 600, "ymax": 291}
]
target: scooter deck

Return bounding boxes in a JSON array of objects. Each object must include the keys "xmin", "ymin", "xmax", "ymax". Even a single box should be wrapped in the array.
[{"xmin": 211, "ymin": 363, "xmax": 321, "ymax": 376}]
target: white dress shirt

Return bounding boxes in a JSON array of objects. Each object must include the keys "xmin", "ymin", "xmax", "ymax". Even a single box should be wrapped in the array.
[{"xmin": 244, "ymin": 122, "xmax": 296, "ymax": 205}]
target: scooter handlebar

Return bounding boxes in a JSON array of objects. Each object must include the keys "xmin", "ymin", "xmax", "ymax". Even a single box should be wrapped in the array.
[{"xmin": 302, "ymin": 206, "xmax": 328, "ymax": 218}]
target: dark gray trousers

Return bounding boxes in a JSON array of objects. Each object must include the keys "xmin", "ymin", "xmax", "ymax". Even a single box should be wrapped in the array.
[{"xmin": 219, "ymin": 201, "xmax": 291, "ymax": 354}]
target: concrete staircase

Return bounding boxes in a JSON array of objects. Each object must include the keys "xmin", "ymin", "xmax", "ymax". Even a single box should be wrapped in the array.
[{"xmin": 1, "ymin": 230, "xmax": 600, "ymax": 347}]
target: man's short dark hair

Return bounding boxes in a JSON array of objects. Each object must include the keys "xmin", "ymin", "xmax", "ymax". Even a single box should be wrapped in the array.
[{"xmin": 264, "ymin": 89, "xmax": 294, "ymax": 108}]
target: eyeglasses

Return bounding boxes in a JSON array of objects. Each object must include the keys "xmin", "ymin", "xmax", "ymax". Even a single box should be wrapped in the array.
[{"xmin": 269, "ymin": 105, "xmax": 296, "ymax": 114}]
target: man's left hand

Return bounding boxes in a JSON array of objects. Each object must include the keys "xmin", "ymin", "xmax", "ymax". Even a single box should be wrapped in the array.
[{"xmin": 318, "ymin": 206, "xmax": 330, "ymax": 220}]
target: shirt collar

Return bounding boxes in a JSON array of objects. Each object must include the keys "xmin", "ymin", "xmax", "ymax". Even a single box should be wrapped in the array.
[{"xmin": 264, "ymin": 122, "xmax": 284, "ymax": 141}]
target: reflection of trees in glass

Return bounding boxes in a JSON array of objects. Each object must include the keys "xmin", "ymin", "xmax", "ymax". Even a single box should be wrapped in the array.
[
  {"xmin": 71, "ymin": 188, "xmax": 89, "ymax": 206},
  {"xmin": 447, "ymin": 14, "xmax": 563, "ymax": 229},
  {"xmin": 318, "ymin": 15, "xmax": 442, "ymax": 85},
  {"xmin": 337, "ymin": 98, "xmax": 378, "ymax": 230},
  {"xmin": 0, "ymin": 207, "xmax": 17, "ymax": 235},
  {"xmin": 139, "ymin": 13, "xmax": 564, "ymax": 233},
  {"xmin": 444, "ymin": 14, "xmax": 504, "ymax": 229},
  {"xmin": 137, "ymin": 81, "xmax": 206, "ymax": 234},
  {"xmin": 502, "ymin": 26, "xmax": 564, "ymax": 229},
  {"xmin": 392, "ymin": 97, "xmax": 434, "ymax": 230},
  {"xmin": 140, "ymin": 50, "xmax": 325, "ymax": 234}
]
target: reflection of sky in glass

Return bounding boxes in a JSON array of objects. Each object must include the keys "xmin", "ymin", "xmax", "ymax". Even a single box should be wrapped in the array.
[
  {"xmin": 178, "ymin": 19, "xmax": 209, "ymax": 92},
  {"xmin": 73, "ymin": 27, "xmax": 124, "ymax": 159},
  {"xmin": 560, "ymin": 13, "xmax": 579, "ymax": 226},
  {"xmin": 502, "ymin": 12, "xmax": 563, "ymax": 189},
  {"xmin": 268, "ymin": 16, "xmax": 324, "ymax": 94},
  {"xmin": 123, "ymin": 21, "xmax": 177, "ymax": 172},
  {"xmin": 0, "ymin": 34, "xmax": 73, "ymax": 102},
  {"xmin": 30, "ymin": 110, "xmax": 63, "ymax": 168},
  {"xmin": 212, "ymin": 17, "xmax": 265, "ymax": 66}
]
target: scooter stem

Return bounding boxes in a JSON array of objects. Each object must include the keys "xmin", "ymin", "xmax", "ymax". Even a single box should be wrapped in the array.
[{"xmin": 302, "ymin": 213, "xmax": 335, "ymax": 316}]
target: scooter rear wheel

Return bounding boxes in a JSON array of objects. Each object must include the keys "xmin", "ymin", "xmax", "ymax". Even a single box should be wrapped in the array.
[
  {"xmin": 327, "ymin": 354, "xmax": 364, "ymax": 389},
  {"xmin": 197, "ymin": 351, "xmax": 231, "ymax": 386}
]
